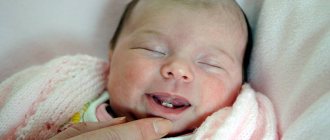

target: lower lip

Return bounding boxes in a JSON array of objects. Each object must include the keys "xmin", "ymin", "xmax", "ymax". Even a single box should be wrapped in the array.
[{"xmin": 145, "ymin": 95, "xmax": 189, "ymax": 120}]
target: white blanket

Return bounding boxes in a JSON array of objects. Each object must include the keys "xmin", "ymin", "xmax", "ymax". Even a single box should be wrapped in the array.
[{"xmin": 238, "ymin": 0, "xmax": 330, "ymax": 139}]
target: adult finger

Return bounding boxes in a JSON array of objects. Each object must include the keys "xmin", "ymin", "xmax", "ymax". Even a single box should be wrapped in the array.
[
  {"xmin": 50, "ymin": 117, "xmax": 127, "ymax": 140},
  {"xmin": 69, "ymin": 118, "xmax": 173, "ymax": 140}
]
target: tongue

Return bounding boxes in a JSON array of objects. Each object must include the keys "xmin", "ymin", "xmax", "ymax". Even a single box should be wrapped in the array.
[{"xmin": 156, "ymin": 95, "xmax": 189, "ymax": 106}]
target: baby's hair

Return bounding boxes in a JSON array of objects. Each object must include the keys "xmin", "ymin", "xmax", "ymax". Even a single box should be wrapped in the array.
[
  {"xmin": 110, "ymin": 0, "xmax": 139, "ymax": 50},
  {"xmin": 242, "ymin": 12, "xmax": 253, "ymax": 82}
]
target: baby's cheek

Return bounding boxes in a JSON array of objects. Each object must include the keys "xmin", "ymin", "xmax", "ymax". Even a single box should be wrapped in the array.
[
  {"xmin": 195, "ymin": 78, "xmax": 229, "ymax": 115},
  {"xmin": 123, "ymin": 62, "xmax": 154, "ymax": 85},
  {"xmin": 123, "ymin": 68, "xmax": 141, "ymax": 81}
]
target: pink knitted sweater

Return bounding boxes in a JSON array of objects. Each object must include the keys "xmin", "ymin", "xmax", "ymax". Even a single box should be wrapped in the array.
[
  {"xmin": 0, "ymin": 55, "xmax": 108, "ymax": 139},
  {"xmin": 0, "ymin": 55, "xmax": 278, "ymax": 140}
]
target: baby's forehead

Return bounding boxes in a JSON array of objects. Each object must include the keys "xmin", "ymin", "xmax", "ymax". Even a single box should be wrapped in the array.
[
  {"xmin": 133, "ymin": 1, "xmax": 246, "ymax": 38},
  {"xmin": 135, "ymin": 0, "xmax": 241, "ymax": 13},
  {"xmin": 138, "ymin": 0, "xmax": 234, "ymax": 7},
  {"xmin": 130, "ymin": 0, "xmax": 246, "ymax": 30},
  {"xmin": 121, "ymin": 0, "xmax": 248, "ymax": 59},
  {"xmin": 133, "ymin": 0, "xmax": 245, "ymax": 26}
]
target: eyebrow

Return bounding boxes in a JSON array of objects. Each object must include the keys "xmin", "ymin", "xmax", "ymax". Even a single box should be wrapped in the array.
[
  {"xmin": 130, "ymin": 29, "xmax": 167, "ymax": 43},
  {"xmin": 136, "ymin": 29, "xmax": 165, "ymax": 37},
  {"xmin": 212, "ymin": 47, "xmax": 235, "ymax": 63}
]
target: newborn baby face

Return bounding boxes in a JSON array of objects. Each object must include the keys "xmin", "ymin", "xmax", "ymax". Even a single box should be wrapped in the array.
[{"xmin": 107, "ymin": 0, "xmax": 247, "ymax": 135}]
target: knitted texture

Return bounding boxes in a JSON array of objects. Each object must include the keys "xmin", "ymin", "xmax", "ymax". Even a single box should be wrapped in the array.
[
  {"xmin": 191, "ymin": 84, "xmax": 277, "ymax": 140},
  {"xmin": 0, "ymin": 55, "xmax": 277, "ymax": 140},
  {"xmin": 163, "ymin": 84, "xmax": 278, "ymax": 140},
  {"xmin": 0, "ymin": 55, "xmax": 109, "ymax": 139}
]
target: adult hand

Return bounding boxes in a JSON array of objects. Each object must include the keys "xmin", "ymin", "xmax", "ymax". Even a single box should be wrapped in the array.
[{"xmin": 50, "ymin": 117, "xmax": 173, "ymax": 140}]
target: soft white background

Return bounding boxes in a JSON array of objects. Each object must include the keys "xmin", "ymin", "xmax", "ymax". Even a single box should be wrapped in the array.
[{"xmin": 0, "ymin": 0, "xmax": 129, "ymax": 80}]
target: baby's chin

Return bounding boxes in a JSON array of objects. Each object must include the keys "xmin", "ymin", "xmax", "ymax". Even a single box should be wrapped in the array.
[
  {"xmin": 166, "ymin": 124, "xmax": 195, "ymax": 137},
  {"xmin": 151, "ymin": 117, "xmax": 198, "ymax": 136},
  {"xmin": 127, "ymin": 113, "xmax": 195, "ymax": 136},
  {"xmin": 173, "ymin": 118, "xmax": 206, "ymax": 136},
  {"xmin": 116, "ymin": 109, "xmax": 199, "ymax": 136}
]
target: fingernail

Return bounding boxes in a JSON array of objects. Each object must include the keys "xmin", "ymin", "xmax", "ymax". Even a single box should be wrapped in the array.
[
  {"xmin": 116, "ymin": 117, "xmax": 126, "ymax": 121},
  {"xmin": 112, "ymin": 117, "xmax": 126, "ymax": 123},
  {"xmin": 153, "ymin": 119, "xmax": 173, "ymax": 135}
]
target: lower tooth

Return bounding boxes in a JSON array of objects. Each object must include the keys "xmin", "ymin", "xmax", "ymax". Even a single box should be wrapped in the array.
[{"xmin": 162, "ymin": 102, "xmax": 173, "ymax": 108}]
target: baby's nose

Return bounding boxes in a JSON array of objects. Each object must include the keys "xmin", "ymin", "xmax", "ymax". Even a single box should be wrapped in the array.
[{"xmin": 161, "ymin": 59, "xmax": 194, "ymax": 82}]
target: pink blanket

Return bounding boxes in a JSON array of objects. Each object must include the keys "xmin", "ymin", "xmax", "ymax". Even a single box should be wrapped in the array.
[
  {"xmin": 0, "ymin": 55, "xmax": 277, "ymax": 140},
  {"xmin": 167, "ymin": 84, "xmax": 277, "ymax": 140}
]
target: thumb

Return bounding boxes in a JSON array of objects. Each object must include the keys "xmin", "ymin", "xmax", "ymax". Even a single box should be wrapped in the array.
[{"xmin": 69, "ymin": 118, "xmax": 173, "ymax": 140}]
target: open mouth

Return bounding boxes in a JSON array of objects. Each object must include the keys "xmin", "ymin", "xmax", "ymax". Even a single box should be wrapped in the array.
[{"xmin": 147, "ymin": 93, "xmax": 191, "ymax": 109}]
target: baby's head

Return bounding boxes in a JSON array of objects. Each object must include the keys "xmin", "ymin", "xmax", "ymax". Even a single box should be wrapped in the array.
[{"xmin": 107, "ymin": 0, "xmax": 248, "ymax": 135}]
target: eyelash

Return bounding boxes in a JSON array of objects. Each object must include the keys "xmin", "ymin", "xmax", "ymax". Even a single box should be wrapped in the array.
[
  {"xmin": 132, "ymin": 47, "xmax": 223, "ymax": 69},
  {"xmin": 198, "ymin": 62, "xmax": 223, "ymax": 69},
  {"xmin": 132, "ymin": 47, "xmax": 166, "ymax": 55}
]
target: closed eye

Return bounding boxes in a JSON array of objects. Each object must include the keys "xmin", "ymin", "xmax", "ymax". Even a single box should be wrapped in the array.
[
  {"xmin": 198, "ymin": 62, "xmax": 223, "ymax": 69},
  {"xmin": 132, "ymin": 47, "xmax": 166, "ymax": 55}
]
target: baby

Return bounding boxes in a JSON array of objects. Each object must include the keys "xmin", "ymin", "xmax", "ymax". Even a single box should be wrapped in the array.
[
  {"xmin": 106, "ymin": 0, "xmax": 247, "ymax": 135},
  {"xmin": 0, "ymin": 0, "xmax": 277, "ymax": 139}
]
